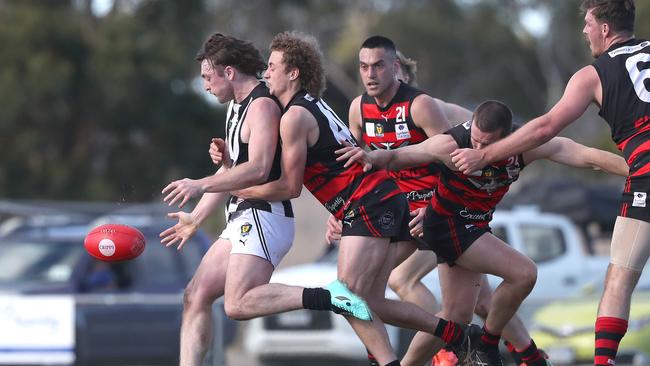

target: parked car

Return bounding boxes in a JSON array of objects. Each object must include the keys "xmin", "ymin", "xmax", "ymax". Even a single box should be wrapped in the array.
[
  {"xmin": 0, "ymin": 210, "xmax": 231, "ymax": 366},
  {"xmin": 530, "ymin": 281, "xmax": 650, "ymax": 366},
  {"xmin": 244, "ymin": 206, "xmax": 616, "ymax": 365}
]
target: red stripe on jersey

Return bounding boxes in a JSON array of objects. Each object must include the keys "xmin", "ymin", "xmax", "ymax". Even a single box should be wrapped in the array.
[
  {"xmin": 627, "ymin": 139, "xmax": 650, "ymax": 166},
  {"xmin": 361, "ymin": 101, "xmax": 411, "ymax": 120},
  {"xmin": 348, "ymin": 171, "xmax": 399, "ymax": 203},
  {"xmin": 616, "ymin": 122, "xmax": 650, "ymax": 151},
  {"xmin": 304, "ymin": 163, "xmax": 364, "ymax": 204},
  {"xmin": 631, "ymin": 163, "xmax": 650, "ymax": 177}
]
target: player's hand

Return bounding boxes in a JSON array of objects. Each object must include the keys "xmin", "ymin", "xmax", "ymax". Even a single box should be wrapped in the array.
[
  {"xmin": 450, "ymin": 148, "xmax": 486, "ymax": 175},
  {"xmin": 162, "ymin": 178, "xmax": 205, "ymax": 208},
  {"xmin": 209, "ymin": 138, "xmax": 230, "ymax": 167},
  {"xmin": 325, "ymin": 214, "xmax": 342, "ymax": 245},
  {"xmin": 160, "ymin": 211, "xmax": 200, "ymax": 251},
  {"xmin": 335, "ymin": 143, "xmax": 372, "ymax": 172},
  {"xmin": 408, "ymin": 207, "xmax": 426, "ymax": 238}
]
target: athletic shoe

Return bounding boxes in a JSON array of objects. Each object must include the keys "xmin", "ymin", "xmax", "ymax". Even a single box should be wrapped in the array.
[
  {"xmin": 447, "ymin": 323, "xmax": 481, "ymax": 366},
  {"xmin": 473, "ymin": 341, "xmax": 504, "ymax": 366},
  {"xmin": 326, "ymin": 279, "xmax": 373, "ymax": 321},
  {"xmin": 461, "ymin": 326, "xmax": 503, "ymax": 366}
]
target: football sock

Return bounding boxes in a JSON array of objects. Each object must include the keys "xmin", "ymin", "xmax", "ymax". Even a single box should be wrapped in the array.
[
  {"xmin": 518, "ymin": 339, "xmax": 545, "ymax": 366},
  {"xmin": 434, "ymin": 319, "xmax": 465, "ymax": 349},
  {"xmin": 480, "ymin": 325, "xmax": 501, "ymax": 348},
  {"xmin": 504, "ymin": 341, "xmax": 523, "ymax": 364},
  {"xmin": 594, "ymin": 316, "xmax": 628, "ymax": 366},
  {"xmin": 302, "ymin": 287, "xmax": 331, "ymax": 311}
]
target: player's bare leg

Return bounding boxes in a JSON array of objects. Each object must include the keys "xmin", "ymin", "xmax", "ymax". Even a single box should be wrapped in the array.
[
  {"xmin": 338, "ymin": 235, "xmax": 398, "ymax": 364},
  {"xmin": 388, "ymin": 248, "xmax": 440, "ymax": 313},
  {"xmin": 401, "ymin": 263, "xmax": 481, "ymax": 366},
  {"xmin": 455, "ymin": 233, "xmax": 537, "ymax": 335},
  {"xmin": 180, "ymin": 239, "xmax": 231, "ymax": 366},
  {"xmin": 223, "ymin": 254, "xmax": 304, "ymax": 320},
  {"xmin": 474, "ymin": 275, "xmax": 532, "ymax": 348}
]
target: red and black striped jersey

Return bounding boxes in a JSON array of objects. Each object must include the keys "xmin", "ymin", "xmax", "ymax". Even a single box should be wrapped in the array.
[
  {"xmin": 594, "ymin": 39, "xmax": 650, "ymax": 179},
  {"xmin": 430, "ymin": 121, "xmax": 525, "ymax": 227},
  {"xmin": 360, "ymin": 82, "xmax": 438, "ymax": 209},
  {"xmin": 287, "ymin": 90, "xmax": 401, "ymax": 219}
]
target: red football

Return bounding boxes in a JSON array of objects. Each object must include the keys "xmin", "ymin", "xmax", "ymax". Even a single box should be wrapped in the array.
[{"xmin": 84, "ymin": 224, "xmax": 146, "ymax": 262}]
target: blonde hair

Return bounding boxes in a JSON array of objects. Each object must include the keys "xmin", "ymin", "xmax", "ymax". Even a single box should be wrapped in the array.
[
  {"xmin": 396, "ymin": 50, "xmax": 418, "ymax": 86},
  {"xmin": 270, "ymin": 31, "xmax": 326, "ymax": 98}
]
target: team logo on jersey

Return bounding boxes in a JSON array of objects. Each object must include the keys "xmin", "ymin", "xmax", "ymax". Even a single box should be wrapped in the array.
[
  {"xmin": 482, "ymin": 167, "xmax": 496, "ymax": 178},
  {"xmin": 240, "ymin": 223, "xmax": 253, "ymax": 237},
  {"xmin": 395, "ymin": 123, "xmax": 411, "ymax": 140},
  {"xmin": 633, "ymin": 192, "xmax": 647, "ymax": 207},
  {"xmin": 375, "ymin": 123, "xmax": 384, "ymax": 137}
]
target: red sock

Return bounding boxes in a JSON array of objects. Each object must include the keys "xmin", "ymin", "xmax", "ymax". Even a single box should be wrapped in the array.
[
  {"xmin": 594, "ymin": 316, "xmax": 628, "ymax": 366},
  {"xmin": 480, "ymin": 325, "xmax": 500, "ymax": 348},
  {"xmin": 518, "ymin": 339, "xmax": 545, "ymax": 366}
]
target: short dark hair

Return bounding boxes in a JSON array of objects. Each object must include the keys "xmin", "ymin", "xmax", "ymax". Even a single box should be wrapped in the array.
[
  {"xmin": 196, "ymin": 33, "xmax": 266, "ymax": 78},
  {"xmin": 361, "ymin": 35, "xmax": 397, "ymax": 57},
  {"xmin": 270, "ymin": 31, "xmax": 326, "ymax": 99},
  {"xmin": 581, "ymin": 0, "xmax": 635, "ymax": 34},
  {"xmin": 473, "ymin": 100, "xmax": 512, "ymax": 137}
]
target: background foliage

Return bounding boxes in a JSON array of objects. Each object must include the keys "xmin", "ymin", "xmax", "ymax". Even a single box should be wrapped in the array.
[{"xmin": 1, "ymin": 0, "xmax": 648, "ymax": 201}]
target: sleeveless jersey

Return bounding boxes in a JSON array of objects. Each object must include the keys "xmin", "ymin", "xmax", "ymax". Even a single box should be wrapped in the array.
[
  {"xmin": 430, "ymin": 121, "xmax": 525, "ymax": 227},
  {"xmin": 287, "ymin": 90, "xmax": 401, "ymax": 219},
  {"xmin": 360, "ymin": 82, "xmax": 438, "ymax": 209},
  {"xmin": 593, "ymin": 39, "xmax": 650, "ymax": 217},
  {"xmin": 225, "ymin": 82, "xmax": 293, "ymax": 217}
]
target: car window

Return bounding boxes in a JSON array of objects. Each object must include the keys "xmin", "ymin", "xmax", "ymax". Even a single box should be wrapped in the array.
[
  {"xmin": 0, "ymin": 240, "xmax": 83, "ymax": 284},
  {"xmin": 130, "ymin": 235, "xmax": 184, "ymax": 289},
  {"xmin": 519, "ymin": 224, "xmax": 566, "ymax": 263}
]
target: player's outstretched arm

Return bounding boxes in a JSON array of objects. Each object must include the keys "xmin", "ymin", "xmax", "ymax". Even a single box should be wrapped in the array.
[
  {"xmin": 451, "ymin": 65, "xmax": 600, "ymax": 174},
  {"xmin": 385, "ymin": 134, "xmax": 457, "ymax": 171},
  {"xmin": 524, "ymin": 136, "xmax": 629, "ymax": 176},
  {"xmin": 160, "ymin": 169, "xmax": 229, "ymax": 250},
  {"xmin": 233, "ymin": 107, "xmax": 310, "ymax": 201}
]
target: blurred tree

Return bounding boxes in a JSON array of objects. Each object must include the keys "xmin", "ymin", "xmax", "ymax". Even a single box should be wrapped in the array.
[
  {"xmin": 2, "ymin": 0, "xmax": 648, "ymax": 202},
  {"xmin": 0, "ymin": 0, "xmax": 222, "ymax": 201}
]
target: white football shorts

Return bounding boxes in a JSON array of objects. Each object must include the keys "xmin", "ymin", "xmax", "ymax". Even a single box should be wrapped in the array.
[{"xmin": 219, "ymin": 208, "xmax": 295, "ymax": 268}]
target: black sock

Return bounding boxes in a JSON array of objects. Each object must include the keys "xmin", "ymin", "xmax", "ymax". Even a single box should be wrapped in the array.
[
  {"xmin": 384, "ymin": 361, "xmax": 400, "ymax": 366},
  {"xmin": 302, "ymin": 288, "xmax": 331, "ymax": 310},
  {"xmin": 480, "ymin": 325, "xmax": 501, "ymax": 349},
  {"xmin": 519, "ymin": 339, "xmax": 545, "ymax": 366},
  {"xmin": 504, "ymin": 341, "xmax": 523, "ymax": 364},
  {"xmin": 434, "ymin": 319, "xmax": 465, "ymax": 348}
]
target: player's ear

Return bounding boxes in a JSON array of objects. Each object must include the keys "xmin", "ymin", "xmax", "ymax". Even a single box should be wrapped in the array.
[
  {"xmin": 289, "ymin": 68, "xmax": 299, "ymax": 81},
  {"xmin": 224, "ymin": 66, "xmax": 235, "ymax": 80},
  {"xmin": 601, "ymin": 22, "xmax": 610, "ymax": 37}
]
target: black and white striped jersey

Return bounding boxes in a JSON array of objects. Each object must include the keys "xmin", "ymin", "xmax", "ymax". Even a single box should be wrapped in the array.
[{"xmin": 225, "ymin": 82, "xmax": 293, "ymax": 218}]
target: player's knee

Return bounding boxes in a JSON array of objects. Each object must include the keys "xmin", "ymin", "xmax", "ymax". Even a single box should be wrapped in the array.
[
  {"xmin": 387, "ymin": 271, "xmax": 409, "ymax": 296},
  {"xmin": 183, "ymin": 282, "xmax": 216, "ymax": 311},
  {"xmin": 516, "ymin": 262, "xmax": 537, "ymax": 294},
  {"xmin": 224, "ymin": 298, "xmax": 249, "ymax": 321}
]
